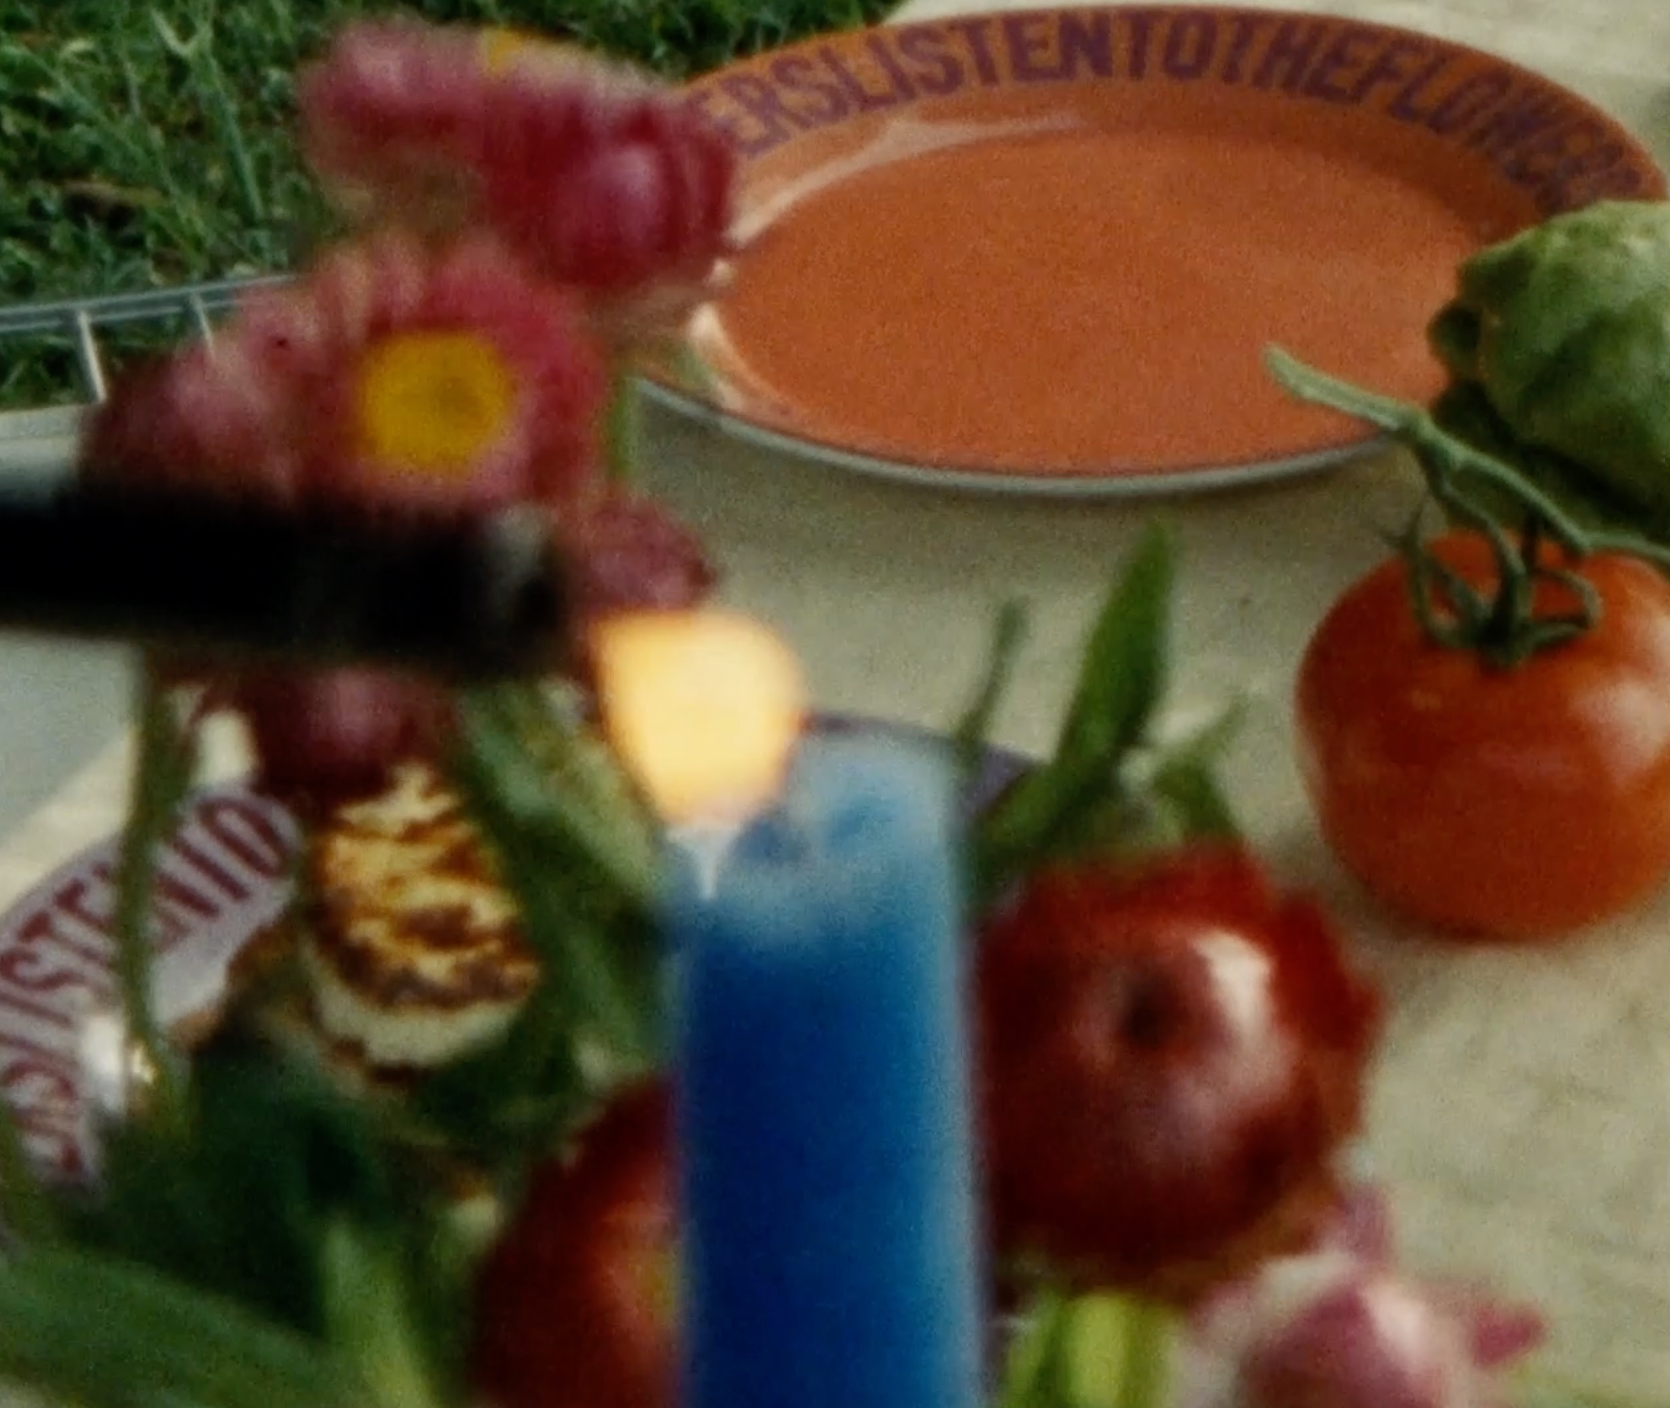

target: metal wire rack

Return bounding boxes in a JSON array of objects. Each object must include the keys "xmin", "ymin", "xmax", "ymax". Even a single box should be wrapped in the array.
[{"xmin": 0, "ymin": 274, "xmax": 293, "ymax": 477}]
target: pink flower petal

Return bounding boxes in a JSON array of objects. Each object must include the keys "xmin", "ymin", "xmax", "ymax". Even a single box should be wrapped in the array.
[
  {"xmin": 1240, "ymin": 1275, "xmax": 1470, "ymax": 1408},
  {"xmin": 480, "ymin": 68, "xmax": 736, "ymax": 296},
  {"xmin": 561, "ymin": 490, "xmax": 718, "ymax": 622},
  {"xmin": 298, "ymin": 19, "xmax": 487, "ymax": 225},
  {"xmin": 233, "ymin": 667, "xmax": 455, "ymax": 813},
  {"xmin": 1322, "ymin": 1183, "xmax": 1395, "ymax": 1262},
  {"xmin": 1180, "ymin": 1190, "xmax": 1547, "ymax": 1408},
  {"xmin": 1430, "ymin": 1285, "xmax": 1547, "ymax": 1369}
]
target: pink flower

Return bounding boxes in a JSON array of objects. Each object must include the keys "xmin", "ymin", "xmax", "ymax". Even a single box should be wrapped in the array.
[
  {"xmin": 977, "ymin": 848, "xmax": 1381, "ymax": 1302},
  {"xmin": 297, "ymin": 19, "xmax": 488, "ymax": 235},
  {"xmin": 82, "ymin": 233, "xmax": 614, "ymax": 806},
  {"xmin": 560, "ymin": 489, "xmax": 718, "ymax": 624},
  {"xmin": 1178, "ymin": 1189, "xmax": 1545, "ymax": 1408},
  {"xmin": 83, "ymin": 233, "xmax": 605, "ymax": 514},
  {"xmin": 285, "ymin": 233, "xmax": 605, "ymax": 510},
  {"xmin": 296, "ymin": 19, "xmax": 737, "ymax": 305},
  {"xmin": 224, "ymin": 667, "xmax": 457, "ymax": 816},
  {"xmin": 478, "ymin": 66, "xmax": 736, "ymax": 299},
  {"xmin": 80, "ymin": 339, "xmax": 301, "ymax": 502}
]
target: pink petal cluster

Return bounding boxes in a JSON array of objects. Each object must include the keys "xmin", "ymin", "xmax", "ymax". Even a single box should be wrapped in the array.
[
  {"xmin": 1178, "ymin": 1188, "xmax": 1545, "ymax": 1408},
  {"xmin": 84, "ymin": 232, "xmax": 605, "ymax": 513},
  {"xmin": 82, "ymin": 235, "xmax": 610, "ymax": 807},
  {"xmin": 297, "ymin": 20, "xmax": 737, "ymax": 302},
  {"xmin": 296, "ymin": 19, "xmax": 487, "ymax": 234},
  {"xmin": 85, "ymin": 20, "xmax": 734, "ymax": 810},
  {"xmin": 977, "ymin": 847, "xmax": 1382, "ymax": 1302},
  {"xmin": 80, "ymin": 341, "xmax": 300, "ymax": 504},
  {"xmin": 478, "ymin": 65, "xmax": 736, "ymax": 298},
  {"xmin": 225, "ymin": 668, "xmax": 458, "ymax": 816},
  {"xmin": 560, "ymin": 489, "xmax": 718, "ymax": 624}
]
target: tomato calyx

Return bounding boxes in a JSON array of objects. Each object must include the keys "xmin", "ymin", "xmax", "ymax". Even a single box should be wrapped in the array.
[
  {"xmin": 1267, "ymin": 347, "xmax": 1670, "ymax": 668},
  {"xmin": 1388, "ymin": 510, "xmax": 1598, "ymax": 669}
]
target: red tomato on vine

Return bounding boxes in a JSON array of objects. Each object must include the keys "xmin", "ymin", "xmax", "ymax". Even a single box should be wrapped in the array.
[{"xmin": 1297, "ymin": 531, "xmax": 1670, "ymax": 941}]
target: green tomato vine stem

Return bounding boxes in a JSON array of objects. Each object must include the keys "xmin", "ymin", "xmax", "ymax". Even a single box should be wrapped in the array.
[{"xmin": 1266, "ymin": 347, "xmax": 1670, "ymax": 668}]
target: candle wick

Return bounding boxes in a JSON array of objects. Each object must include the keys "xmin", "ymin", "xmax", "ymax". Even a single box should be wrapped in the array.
[{"xmin": 675, "ymin": 817, "xmax": 746, "ymax": 900}]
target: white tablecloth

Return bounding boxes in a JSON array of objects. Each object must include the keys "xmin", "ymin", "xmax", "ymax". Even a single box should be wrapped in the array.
[{"xmin": 1, "ymin": 0, "xmax": 1668, "ymax": 1394}]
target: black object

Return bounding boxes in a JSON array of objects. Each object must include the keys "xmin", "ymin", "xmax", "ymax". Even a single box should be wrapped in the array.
[{"xmin": 0, "ymin": 479, "xmax": 573, "ymax": 679}]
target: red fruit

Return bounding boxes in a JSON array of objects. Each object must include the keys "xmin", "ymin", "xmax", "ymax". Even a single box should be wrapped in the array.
[
  {"xmin": 977, "ymin": 845, "xmax": 1381, "ymax": 1302},
  {"xmin": 473, "ymin": 1081, "xmax": 676, "ymax": 1408}
]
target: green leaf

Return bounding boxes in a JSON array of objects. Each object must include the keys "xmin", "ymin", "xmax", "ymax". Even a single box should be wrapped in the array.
[
  {"xmin": 407, "ymin": 975, "xmax": 594, "ymax": 1170},
  {"xmin": 606, "ymin": 367, "xmax": 643, "ymax": 488},
  {"xmin": 971, "ymin": 526, "xmax": 1175, "ymax": 906},
  {"xmin": 1431, "ymin": 381, "xmax": 1669, "ymax": 537},
  {"xmin": 1055, "ymin": 526, "xmax": 1174, "ymax": 771},
  {"xmin": 319, "ymin": 1220, "xmax": 448, "ymax": 1408},
  {"xmin": 453, "ymin": 684, "xmax": 659, "ymax": 911},
  {"xmin": 1103, "ymin": 1296, "xmax": 1173, "ymax": 1408},
  {"xmin": 1146, "ymin": 701, "xmax": 1246, "ymax": 844},
  {"xmin": 0, "ymin": 1085, "xmax": 58, "ymax": 1244},
  {"xmin": 996, "ymin": 1291, "xmax": 1175, "ymax": 1408},
  {"xmin": 70, "ymin": 1046, "xmax": 403, "ymax": 1338},
  {"xmin": 952, "ymin": 598, "xmax": 1028, "ymax": 788},
  {"xmin": 996, "ymin": 1287, "xmax": 1074, "ymax": 1408},
  {"xmin": 439, "ymin": 684, "xmax": 666, "ymax": 1163},
  {"xmin": 0, "ymin": 1247, "xmax": 366, "ymax": 1408}
]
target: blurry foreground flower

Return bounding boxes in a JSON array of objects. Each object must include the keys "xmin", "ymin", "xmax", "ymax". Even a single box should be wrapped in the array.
[
  {"xmin": 562, "ymin": 489, "xmax": 718, "ymax": 624},
  {"xmin": 299, "ymin": 19, "xmax": 737, "ymax": 319},
  {"xmin": 478, "ymin": 63, "xmax": 736, "ymax": 306},
  {"xmin": 80, "ymin": 340, "xmax": 299, "ymax": 502},
  {"xmin": 84, "ymin": 233, "xmax": 605, "ymax": 513},
  {"xmin": 1177, "ymin": 1187, "xmax": 1545, "ymax": 1408},
  {"xmin": 296, "ymin": 18, "xmax": 489, "ymax": 235},
  {"xmin": 979, "ymin": 845, "xmax": 1382, "ymax": 1303},
  {"xmin": 238, "ymin": 233, "xmax": 605, "ymax": 510},
  {"xmin": 81, "ymin": 233, "xmax": 612, "ymax": 806},
  {"xmin": 221, "ymin": 668, "xmax": 457, "ymax": 815}
]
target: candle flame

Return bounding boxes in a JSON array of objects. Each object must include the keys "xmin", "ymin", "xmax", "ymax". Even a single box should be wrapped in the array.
[{"xmin": 592, "ymin": 610, "xmax": 805, "ymax": 825}]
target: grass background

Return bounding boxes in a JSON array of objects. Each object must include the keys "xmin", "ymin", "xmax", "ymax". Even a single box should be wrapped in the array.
[{"xmin": 0, "ymin": 0, "xmax": 897, "ymax": 408}]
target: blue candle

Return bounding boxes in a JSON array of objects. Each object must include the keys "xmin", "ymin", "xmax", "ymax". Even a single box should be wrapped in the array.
[{"xmin": 665, "ymin": 732, "xmax": 984, "ymax": 1408}]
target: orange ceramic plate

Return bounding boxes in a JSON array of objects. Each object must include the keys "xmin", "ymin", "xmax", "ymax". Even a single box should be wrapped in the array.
[{"xmin": 647, "ymin": 6, "xmax": 1664, "ymax": 495}]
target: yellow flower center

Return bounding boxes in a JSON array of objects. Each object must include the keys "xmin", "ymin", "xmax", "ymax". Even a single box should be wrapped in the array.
[
  {"xmin": 354, "ymin": 330, "xmax": 517, "ymax": 481},
  {"xmin": 478, "ymin": 27, "xmax": 572, "ymax": 75}
]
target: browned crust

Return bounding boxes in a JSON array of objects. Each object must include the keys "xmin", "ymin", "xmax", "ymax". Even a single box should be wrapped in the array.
[{"xmin": 302, "ymin": 765, "xmax": 541, "ymax": 1012}]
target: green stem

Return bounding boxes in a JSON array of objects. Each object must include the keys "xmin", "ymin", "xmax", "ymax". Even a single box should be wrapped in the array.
[
  {"xmin": 995, "ymin": 1286, "xmax": 1072, "ymax": 1408},
  {"xmin": 1270, "ymin": 348, "xmax": 1670, "ymax": 571},
  {"xmin": 1266, "ymin": 347, "xmax": 1670, "ymax": 665},
  {"xmin": 954, "ymin": 598, "xmax": 1027, "ymax": 788},
  {"xmin": 112, "ymin": 666, "xmax": 194, "ymax": 1131},
  {"xmin": 606, "ymin": 368, "xmax": 642, "ymax": 488}
]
